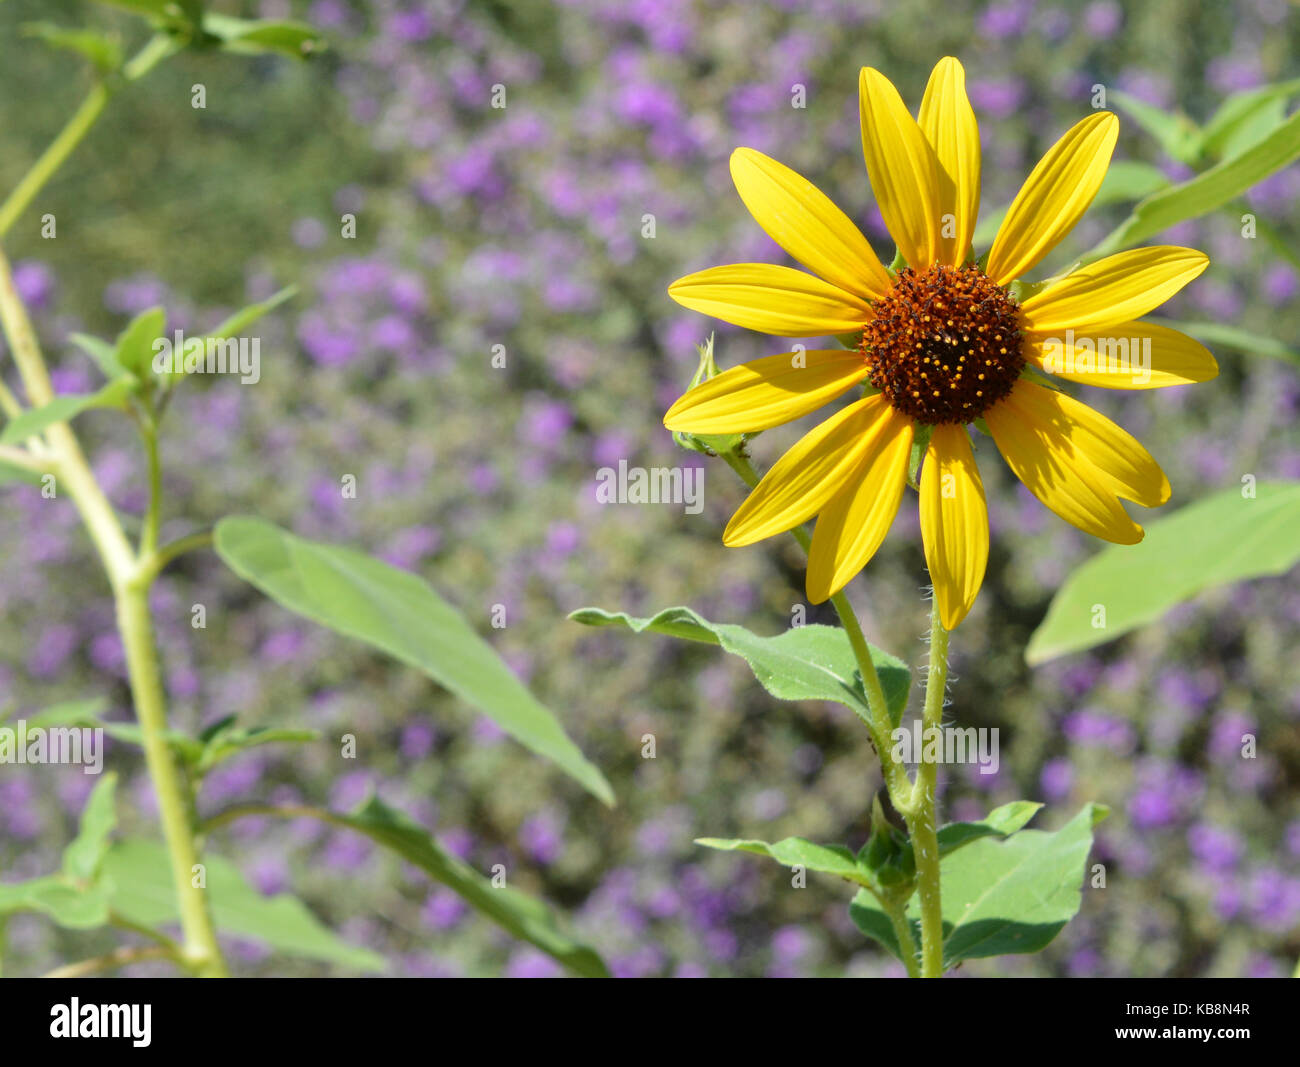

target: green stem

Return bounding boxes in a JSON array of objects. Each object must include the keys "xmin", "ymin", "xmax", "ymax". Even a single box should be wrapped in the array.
[
  {"xmin": 881, "ymin": 896, "xmax": 920, "ymax": 978},
  {"xmin": 0, "ymin": 34, "xmax": 176, "ymax": 240},
  {"xmin": 904, "ymin": 598, "xmax": 949, "ymax": 978},
  {"xmin": 140, "ymin": 422, "xmax": 162, "ymax": 555},
  {"xmin": 0, "ymin": 247, "xmax": 226, "ymax": 977}
]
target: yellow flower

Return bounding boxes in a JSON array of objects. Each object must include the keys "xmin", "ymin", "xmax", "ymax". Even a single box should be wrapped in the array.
[{"xmin": 664, "ymin": 57, "xmax": 1215, "ymax": 629}]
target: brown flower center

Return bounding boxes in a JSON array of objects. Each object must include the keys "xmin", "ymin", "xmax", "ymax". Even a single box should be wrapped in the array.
[{"xmin": 862, "ymin": 263, "xmax": 1024, "ymax": 425}]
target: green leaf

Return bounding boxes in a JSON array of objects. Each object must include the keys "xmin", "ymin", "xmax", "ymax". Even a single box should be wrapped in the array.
[
  {"xmin": 103, "ymin": 838, "xmax": 384, "ymax": 971},
  {"xmin": 1146, "ymin": 317, "xmax": 1300, "ymax": 368},
  {"xmin": 851, "ymin": 803, "xmax": 1108, "ymax": 969},
  {"xmin": 1027, "ymin": 482, "xmax": 1300, "ymax": 663},
  {"xmin": 114, "ymin": 306, "xmax": 165, "ymax": 376},
  {"xmin": 570, "ymin": 605, "xmax": 910, "ymax": 728},
  {"xmin": 972, "ymin": 161, "xmax": 1171, "ymax": 251},
  {"xmin": 214, "ymin": 517, "xmax": 613, "ymax": 805},
  {"xmin": 936, "ymin": 800, "xmax": 1043, "ymax": 858},
  {"xmin": 22, "ymin": 22, "xmax": 124, "ymax": 73},
  {"xmin": 0, "ymin": 877, "xmax": 110, "ymax": 929},
  {"xmin": 1088, "ymin": 108, "xmax": 1300, "ymax": 258},
  {"xmin": 19, "ymin": 697, "xmax": 109, "ymax": 728},
  {"xmin": 696, "ymin": 836, "xmax": 872, "ymax": 887},
  {"xmin": 1196, "ymin": 78, "xmax": 1300, "ymax": 161},
  {"xmin": 200, "ymin": 14, "xmax": 326, "ymax": 59},
  {"xmin": 0, "ymin": 380, "xmax": 133, "ymax": 445},
  {"xmin": 332, "ymin": 795, "xmax": 607, "ymax": 977},
  {"xmin": 1109, "ymin": 91, "xmax": 1201, "ymax": 165},
  {"xmin": 204, "ymin": 285, "xmax": 297, "ymax": 340},
  {"xmin": 70, "ymin": 332, "xmax": 132, "ymax": 381},
  {"xmin": 195, "ymin": 723, "xmax": 319, "ymax": 773},
  {"xmin": 62, "ymin": 773, "xmax": 118, "ymax": 884}
]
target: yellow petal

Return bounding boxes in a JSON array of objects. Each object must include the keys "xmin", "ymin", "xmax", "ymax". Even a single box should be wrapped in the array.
[
  {"xmin": 1006, "ymin": 381, "xmax": 1169, "ymax": 506},
  {"xmin": 1024, "ymin": 321, "xmax": 1219, "ymax": 389},
  {"xmin": 986, "ymin": 112, "xmax": 1119, "ymax": 285},
  {"xmin": 1018, "ymin": 246, "xmax": 1209, "ymax": 334},
  {"xmin": 730, "ymin": 148, "xmax": 894, "ymax": 302},
  {"xmin": 724, "ymin": 395, "xmax": 889, "ymax": 547},
  {"xmin": 806, "ymin": 410, "xmax": 913, "ymax": 603},
  {"xmin": 664, "ymin": 349, "xmax": 869, "ymax": 434},
  {"xmin": 859, "ymin": 67, "xmax": 944, "ymax": 271},
  {"xmin": 918, "ymin": 57, "xmax": 980, "ymax": 268},
  {"xmin": 986, "ymin": 381, "xmax": 1144, "ymax": 544},
  {"xmin": 919, "ymin": 424, "xmax": 988, "ymax": 629},
  {"xmin": 669, "ymin": 263, "xmax": 872, "ymax": 336}
]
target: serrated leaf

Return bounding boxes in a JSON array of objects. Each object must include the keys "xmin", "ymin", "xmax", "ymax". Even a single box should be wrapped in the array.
[
  {"xmin": 851, "ymin": 803, "xmax": 1107, "ymax": 968},
  {"xmin": 696, "ymin": 836, "xmax": 871, "ymax": 887},
  {"xmin": 214, "ymin": 517, "xmax": 612, "ymax": 805},
  {"xmin": 570, "ymin": 605, "xmax": 910, "ymax": 728},
  {"xmin": 62, "ymin": 773, "xmax": 118, "ymax": 884},
  {"xmin": 1027, "ymin": 482, "xmax": 1300, "ymax": 663},
  {"xmin": 0, "ymin": 380, "xmax": 134, "ymax": 446},
  {"xmin": 333, "ymin": 796, "xmax": 607, "ymax": 977},
  {"xmin": 103, "ymin": 838, "xmax": 384, "ymax": 971},
  {"xmin": 936, "ymin": 800, "xmax": 1043, "ymax": 858}
]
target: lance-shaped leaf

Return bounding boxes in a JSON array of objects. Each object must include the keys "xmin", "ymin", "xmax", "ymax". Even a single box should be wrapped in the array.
[
  {"xmin": 696, "ymin": 836, "xmax": 872, "ymax": 887},
  {"xmin": 1027, "ymin": 482, "xmax": 1300, "ymax": 663},
  {"xmin": 331, "ymin": 796, "xmax": 607, "ymax": 977},
  {"xmin": 851, "ymin": 803, "xmax": 1108, "ymax": 969},
  {"xmin": 570, "ymin": 605, "xmax": 910, "ymax": 727},
  {"xmin": 215, "ymin": 517, "xmax": 612, "ymax": 804},
  {"xmin": 1086, "ymin": 108, "xmax": 1300, "ymax": 259},
  {"xmin": 0, "ymin": 380, "xmax": 134, "ymax": 446}
]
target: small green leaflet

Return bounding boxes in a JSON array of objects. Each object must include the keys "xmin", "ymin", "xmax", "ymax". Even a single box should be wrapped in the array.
[
  {"xmin": 1027, "ymin": 482, "xmax": 1300, "ymax": 663},
  {"xmin": 936, "ymin": 800, "xmax": 1043, "ymax": 858},
  {"xmin": 570, "ymin": 605, "xmax": 910, "ymax": 728},
  {"xmin": 0, "ymin": 380, "xmax": 133, "ymax": 446},
  {"xmin": 696, "ymin": 837, "xmax": 873, "ymax": 887},
  {"xmin": 215, "ymin": 517, "xmax": 613, "ymax": 804}
]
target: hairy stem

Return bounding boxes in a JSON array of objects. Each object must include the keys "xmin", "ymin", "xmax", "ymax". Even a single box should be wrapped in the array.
[{"xmin": 904, "ymin": 598, "xmax": 949, "ymax": 978}]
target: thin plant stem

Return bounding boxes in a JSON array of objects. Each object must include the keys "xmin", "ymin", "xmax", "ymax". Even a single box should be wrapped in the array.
[
  {"xmin": 42, "ymin": 944, "xmax": 177, "ymax": 979},
  {"xmin": 0, "ymin": 35, "xmax": 177, "ymax": 239},
  {"xmin": 882, "ymin": 898, "xmax": 920, "ymax": 978},
  {"xmin": 0, "ymin": 246, "xmax": 226, "ymax": 977},
  {"xmin": 904, "ymin": 597, "xmax": 949, "ymax": 978}
]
